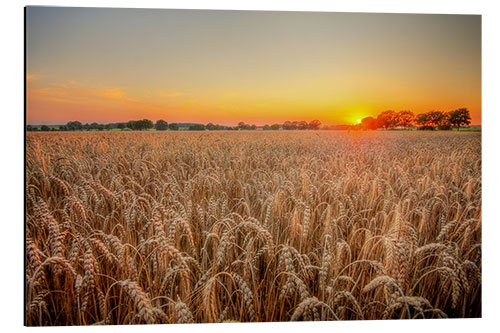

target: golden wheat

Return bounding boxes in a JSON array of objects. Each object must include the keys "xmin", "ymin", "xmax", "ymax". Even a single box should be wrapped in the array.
[{"xmin": 25, "ymin": 130, "xmax": 481, "ymax": 325}]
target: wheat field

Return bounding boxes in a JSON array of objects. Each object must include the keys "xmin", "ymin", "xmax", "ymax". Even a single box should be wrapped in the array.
[{"xmin": 25, "ymin": 130, "xmax": 481, "ymax": 325}]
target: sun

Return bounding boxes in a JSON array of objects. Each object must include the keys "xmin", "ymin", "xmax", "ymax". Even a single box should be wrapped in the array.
[{"xmin": 356, "ymin": 119, "xmax": 361, "ymax": 124}]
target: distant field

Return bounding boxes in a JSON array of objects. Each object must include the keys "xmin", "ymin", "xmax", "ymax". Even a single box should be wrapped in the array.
[
  {"xmin": 452, "ymin": 127, "xmax": 481, "ymax": 132},
  {"xmin": 26, "ymin": 131, "xmax": 481, "ymax": 325}
]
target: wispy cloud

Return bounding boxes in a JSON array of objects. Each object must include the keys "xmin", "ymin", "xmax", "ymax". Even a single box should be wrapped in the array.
[
  {"xmin": 28, "ymin": 81, "xmax": 143, "ymax": 105},
  {"xmin": 26, "ymin": 80, "xmax": 196, "ymax": 123},
  {"xmin": 26, "ymin": 73, "xmax": 45, "ymax": 82}
]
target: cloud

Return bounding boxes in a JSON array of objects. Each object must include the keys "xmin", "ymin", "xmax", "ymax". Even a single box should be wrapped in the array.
[
  {"xmin": 27, "ymin": 80, "xmax": 172, "ymax": 123},
  {"xmin": 26, "ymin": 80, "xmax": 206, "ymax": 124},
  {"xmin": 26, "ymin": 73, "xmax": 45, "ymax": 82},
  {"xmin": 27, "ymin": 81, "xmax": 143, "ymax": 106}
]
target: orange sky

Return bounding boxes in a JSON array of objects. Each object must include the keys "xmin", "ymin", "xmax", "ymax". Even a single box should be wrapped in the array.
[{"xmin": 26, "ymin": 8, "xmax": 481, "ymax": 125}]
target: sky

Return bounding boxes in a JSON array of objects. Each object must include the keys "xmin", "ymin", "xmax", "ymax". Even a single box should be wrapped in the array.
[{"xmin": 26, "ymin": 7, "xmax": 481, "ymax": 125}]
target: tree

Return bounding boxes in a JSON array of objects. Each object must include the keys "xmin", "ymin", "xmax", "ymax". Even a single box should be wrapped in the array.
[
  {"xmin": 426, "ymin": 111, "xmax": 450, "ymax": 130},
  {"xmin": 188, "ymin": 124, "xmax": 205, "ymax": 131},
  {"xmin": 155, "ymin": 119, "xmax": 168, "ymax": 131},
  {"xmin": 308, "ymin": 120, "xmax": 322, "ymax": 130},
  {"xmin": 282, "ymin": 121, "xmax": 298, "ymax": 130},
  {"xmin": 238, "ymin": 122, "xmax": 253, "ymax": 130},
  {"xmin": 168, "ymin": 123, "xmax": 179, "ymax": 131},
  {"xmin": 263, "ymin": 125, "xmax": 271, "ymax": 130},
  {"xmin": 139, "ymin": 119, "xmax": 154, "ymax": 130},
  {"xmin": 448, "ymin": 108, "xmax": 471, "ymax": 130},
  {"xmin": 415, "ymin": 113, "xmax": 433, "ymax": 130},
  {"xmin": 282, "ymin": 121, "xmax": 292, "ymax": 130},
  {"xmin": 126, "ymin": 120, "xmax": 137, "ymax": 130},
  {"xmin": 117, "ymin": 123, "xmax": 126, "ymax": 130},
  {"xmin": 66, "ymin": 121, "xmax": 82, "ymax": 131},
  {"xmin": 126, "ymin": 119, "xmax": 153, "ymax": 130},
  {"xmin": 270, "ymin": 124, "xmax": 280, "ymax": 130},
  {"xmin": 376, "ymin": 110, "xmax": 397, "ymax": 129},
  {"xmin": 206, "ymin": 123, "xmax": 217, "ymax": 131},
  {"xmin": 395, "ymin": 110, "xmax": 415, "ymax": 128},
  {"xmin": 297, "ymin": 121, "xmax": 308, "ymax": 130},
  {"xmin": 40, "ymin": 125, "xmax": 50, "ymax": 131},
  {"xmin": 361, "ymin": 117, "xmax": 378, "ymax": 130},
  {"xmin": 27, "ymin": 125, "xmax": 34, "ymax": 131}
]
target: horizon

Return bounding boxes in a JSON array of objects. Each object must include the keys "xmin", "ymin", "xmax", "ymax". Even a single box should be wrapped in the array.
[
  {"xmin": 26, "ymin": 116, "xmax": 482, "ymax": 127},
  {"xmin": 26, "ymin": 8, "xmax": 481, "ymax": 125}
]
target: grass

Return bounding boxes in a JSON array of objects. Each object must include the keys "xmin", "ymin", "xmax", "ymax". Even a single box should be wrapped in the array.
[{"xmin": 452, "ymin": 127, "xmax": 481, "ymax": 132}]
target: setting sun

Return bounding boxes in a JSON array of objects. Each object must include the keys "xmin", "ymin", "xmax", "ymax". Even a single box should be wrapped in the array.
[{"xmin": 356, "ymin": 119, "xmax": 362, "ymax": 123}]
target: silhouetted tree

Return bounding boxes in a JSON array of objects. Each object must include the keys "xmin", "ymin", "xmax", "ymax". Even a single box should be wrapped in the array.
[
  {"xmin": 283, "ymin": 121, "xmax": 299, "ymax": 130},
  {"xmin": 117, "ymin": 123, "xmax": 126, "ymax": 130},
  {"xmin": 298, "ymin": 121, "xmax": 308, "ymax": 130},
  {"xmin": 395, "ymin": 110, "xmax": 415, "ymax": 128},
  {"xmin": 238, "ymin": 122, "xmax": 253, "ymax": 130},
  {"xmin": 126, "ymin": 119, "xmax": 153, "ymax": 130},
  {"xmin": 66, "ymin": 121, "xmax": 82, "ymax": 131},
  {"xmin": 206, "ymin": 123, "xmax": 217, "ymax": 131},
  {"xmin": 361, "ymin": 117, "xmax": 378, "ymax": 130},
  {"xmin": 427, "ymin": 111, "xmax": 450, "ymax": 129},
  {"xmin": 126, "ymin": 120, "xmax": 137, "ymax": 130},
  {"xmin": 448, "ymin": 108, "xmax": 471, "ymax": 130},
  {"xmin": 139, "ymin": 119, "xmax": 154, "ymax": 130},
  {"xmin": 416, "ymin": 113, "xmax": 431, "ymax": 129},
  {"xmin": 40, "ymin": 125, "xmax": 50, "ymax": 131},
  {"xmin": 188, "ymin": 124, "xmax": 205, "ymax": 131},
  {"xmin": 376, "ymin": 110, "xmax": 397, "ymax": 129},
  {"xmin": 308, "ymin": 120, "xmax": 322, "ymax": 130},
  {"xmin": 270, "ymin": 124, "xmax": 280, "ymax": 130},
  {"xmin": 155, "ymin": 119, "xmax": 168, "ymax": 131},
  {"xmin": 168, "ymin": 123, "xmax": 179, "ymax": 131}
]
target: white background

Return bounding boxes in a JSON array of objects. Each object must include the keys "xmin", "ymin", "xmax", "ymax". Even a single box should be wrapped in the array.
[{"xmin": 1, "ymin": 0, "xmax": 498, "ymax": 332}]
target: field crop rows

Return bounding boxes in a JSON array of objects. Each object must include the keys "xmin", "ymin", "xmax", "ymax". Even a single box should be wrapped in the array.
[{"xmin": 25, "ymin": 131, "xmax": 481, "ymax": 325}]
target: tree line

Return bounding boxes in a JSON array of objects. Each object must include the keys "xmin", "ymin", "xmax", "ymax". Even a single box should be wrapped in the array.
[
  {"xmin": 355, "ymin": 108, "xmax": 471, "ymax": 131},
  {"xmin": 26, "ymin": 109, "xmax": 471, "ymax": 132},
  {"xmin": 26, "ymin": 119, "xmax": 323, "ymax": 131},
  {"xmin": 27, "ymin": 119, "xmax": 176, "ymax": 132}
]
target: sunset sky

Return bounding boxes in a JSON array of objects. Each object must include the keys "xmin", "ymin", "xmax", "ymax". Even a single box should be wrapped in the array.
[{"xmin": 26, "ymin": 7, "xmax": 481, "ymax": 125}]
